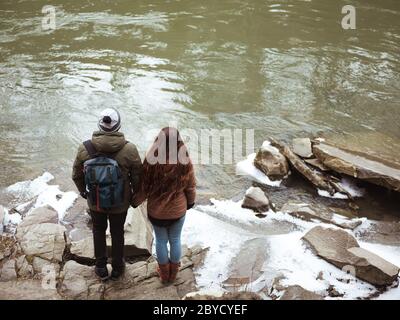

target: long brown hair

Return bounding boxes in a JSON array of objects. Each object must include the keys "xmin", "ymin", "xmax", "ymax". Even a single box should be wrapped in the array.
[{"xmin": 141, "ymin": 127, "xmax": 192, "ymax": 198}]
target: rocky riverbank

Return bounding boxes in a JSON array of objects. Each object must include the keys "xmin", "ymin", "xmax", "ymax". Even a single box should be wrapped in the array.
[{"xmin": 0, "ymin": 134, "xmax": 399, "ymax": 300}]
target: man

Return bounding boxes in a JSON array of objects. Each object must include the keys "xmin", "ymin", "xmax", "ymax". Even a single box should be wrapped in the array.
[{"xmin": 72, "ymin": 108, "xmax": 142, "ymax": 280}]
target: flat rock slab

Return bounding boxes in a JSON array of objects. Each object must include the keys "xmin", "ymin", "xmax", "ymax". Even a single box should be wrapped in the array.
[
  {"xmin": 313, "ymin": 143, "xmax": 400, "ymax": 192},
  {"xmin": 223, "ymin": 238, "xmax": 268, "ymax": 288},
  {"xmin": 292, "ymin": 138, "xmax": 313, "ymax": 158},
  {"xmin": 304, "ymin": 158, "xmax": 330, "ymax": 171},
  {"xmin": 105, "ymin": 246, "xmax": 207, "ymax": 300},
  {"xmin": 58, "ymin": 246, "xmax": 207, "ymax": 300},
  {"xmin": 0, "ymin": 279, "xmax": 61, "ymax": 300},
  {"xmin": 303, "ymin": 226, "xmax": 399, "ymax": 286},
  {"xmin": 280, "ymin": 285, "xmax": 324, "ymax": 300}
]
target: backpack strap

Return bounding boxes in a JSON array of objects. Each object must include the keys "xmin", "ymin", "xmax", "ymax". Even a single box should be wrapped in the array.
[{"xmin": 83, "ymin": 140, "xmax": 98, "ymax": 159}]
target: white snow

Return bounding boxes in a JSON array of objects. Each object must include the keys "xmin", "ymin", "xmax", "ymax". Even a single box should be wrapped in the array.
[
  {"xmin": 4, "ymin": 172, "xmax": 78, "ymax": 222},
  {"xmin": 266, "ymin": 232, "xmax": 376, "ymax": 299},
  {"xmin": 317, "ymin": 189, "xmax": 348, "ymax": 199},
  {"xmin": 183, "ymin": 197, "xmax": 400, "ymax": 300},
  {"xmin": 260, "ymin": 140, "xmax": 281, "ymax": 155},
  {"xmin": 3, "ymin": 207, "xmax": 22, "ymax": 225},
  {"xmin": 317, "ymin": 177, "xmax": 365, "ymax": 200},
  {"xmin": 33, "ymin": 186, "xmax": 78, "ymax": 221},
  {"xmin": 338, "ymin": 177, "xmax": 365, "ymax": 198},
  {"xmin": 7, "ymin": 172, "xmax": 54, "ymax": 200},
  {"xmin": 236, "ymin": 153, "xmax": 282, "ymax": 187},
  {"xmin": 182, "ymin": 208, "xmax": 251, "ymax": 291}
]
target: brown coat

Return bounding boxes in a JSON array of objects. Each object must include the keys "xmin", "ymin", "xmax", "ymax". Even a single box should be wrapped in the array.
[
  {"xmin": 72, "ymin": 131, "xmax": 143, "ymax": 214},
  {"xmin": 133, "ymin": 162, "xmax": 196, "ymax": 220}
]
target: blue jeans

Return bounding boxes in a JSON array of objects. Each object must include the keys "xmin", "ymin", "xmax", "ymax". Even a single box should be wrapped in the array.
[{"xmin": 152, "ymin": 215, "xmax": 186, "ymax": 264}]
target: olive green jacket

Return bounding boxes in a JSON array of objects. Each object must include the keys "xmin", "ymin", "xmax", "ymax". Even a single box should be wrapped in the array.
[{"xmin": 72, "ymin": 131, "xmax": 143, "ymax": 214}]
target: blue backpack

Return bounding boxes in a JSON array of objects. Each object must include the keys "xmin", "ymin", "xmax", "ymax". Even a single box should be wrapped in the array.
[{"xmin": 83, "ymin": 140, "xmax": 125, "ymax": 211}]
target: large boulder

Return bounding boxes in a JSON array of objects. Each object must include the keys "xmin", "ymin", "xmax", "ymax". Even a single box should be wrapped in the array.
[
  {"xmin": 70, "ymin": 237, "xmax": 94, "ymax": 260},
  {"xmin": 303, "ymin": 226, "xmax": 399, "ymax": 286},
  {"xmin": 292, "ymin": 138, "xmax": 313, "ymax": 158},
  {"xmin": 281, "ymin": 202, "xmax": 362, "ymax": 230},
  {"xmin": 241, "ymin": 187, "xmax": 272, "ymax": 215},
  {"xmin": 313, "ymin": 143, "xmax": 400, "ymax": 192},
  {"xmin": 18, "ymin": 206, "xmax": 59, "ymax": 229},
  {"xmin": 107, "ymin": 205, "xmax": 153, "ymax": 257},
  {"xmin": 59, "ymin": 260, "xmax": 104, "ymax": 300},
  {"xmin": 16, "ymin": 223, "xmax": 66, "ymax": 262},
  {"xmin": 254, "ymin": 141, "xmax": 289, "ymax": 181}
]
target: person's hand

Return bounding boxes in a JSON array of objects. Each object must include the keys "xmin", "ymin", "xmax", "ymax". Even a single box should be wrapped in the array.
[
  {"xmin": 187, "ymin": 203, "xmax": 194, "ymax": 210},
  {"xmin": 80, "ymin": 191, "xmax": 88, "ymax": 199}
]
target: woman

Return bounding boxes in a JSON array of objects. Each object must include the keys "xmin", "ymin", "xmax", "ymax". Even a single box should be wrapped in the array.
[{"xmin": 133, "ymin": 127, "xmax": 196, "ymax": 283}]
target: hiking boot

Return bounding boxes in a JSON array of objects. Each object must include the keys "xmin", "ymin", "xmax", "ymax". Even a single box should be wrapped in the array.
[
  {"xmin": 95, "ymin": 266, "xmax": 109, "ymax": 281},
  {"xmin": 157, "ymin": 263, "xmax": 170, "ymax": 284},
  {"xmin": 169, "ymin": 261, "xmax": 181, "ymax": 282}
]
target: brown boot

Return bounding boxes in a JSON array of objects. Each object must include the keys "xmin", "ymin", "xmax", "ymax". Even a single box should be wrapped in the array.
[
  {"xmin": 169, "ymin": 261, "xmax": 181, "ymax": 282},
  {"xmin": 157, "ymin": 263, "xmax": 170, "ymax": 284}
]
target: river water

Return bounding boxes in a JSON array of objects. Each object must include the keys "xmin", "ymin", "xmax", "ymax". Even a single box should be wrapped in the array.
[{"xmin": 0, "ymin": 0, "xmax": 399, "ymax": 216}]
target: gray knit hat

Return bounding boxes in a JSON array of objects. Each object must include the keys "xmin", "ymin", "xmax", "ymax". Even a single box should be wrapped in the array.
[{"xmin": 98, "ymin": 108, "xmax": 121, "ymax": 132}]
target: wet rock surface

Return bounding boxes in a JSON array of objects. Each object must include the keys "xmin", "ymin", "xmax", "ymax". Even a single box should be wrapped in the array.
[
  {"xmin": 313, "ymin": 143, "xmax": 400, "ymax": 192},
  {"xmin": 281, "ymin": 202, "xmax": 362, "ymax": 230}
]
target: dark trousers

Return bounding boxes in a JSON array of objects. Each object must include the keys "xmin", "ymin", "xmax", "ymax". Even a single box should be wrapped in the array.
[{"xmin": 90, "ymin": 211, "xmax": 127, "ymax": 270}]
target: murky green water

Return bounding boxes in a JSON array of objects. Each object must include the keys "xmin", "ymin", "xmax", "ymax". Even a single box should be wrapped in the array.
[{"xmin": 0, "ymin": 0, "xmax": 399, "ymax": 205}]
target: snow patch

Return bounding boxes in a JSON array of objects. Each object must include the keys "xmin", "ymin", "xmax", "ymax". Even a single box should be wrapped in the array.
[
  {"xmin": 3, "ymin": 207, "xmax": 22, "ymax": 225},
  {"xmin": 317, "ymin": 189, "xmax": 348, "ymax": 199},
  {"xmin": 236, "ymin": 153, "xmax": 282, "ymax": 187},
  {"xmin": 5, "ymin": 172, "xmax": 77, "ymax": 222},
  {"xmin": 7, "ymin": 172, "xmax": 54, "ymax": 200},
  {"xmin": 182, "ymin": 209, "xmax": 251, "ymax": 291},
  {"xmin": 317, "ymin": 177, "xmax": 365, "ymax": 200},
  {"xmin": 266, "ymin": 232, "xmax": 377, "ymax": 299}
]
